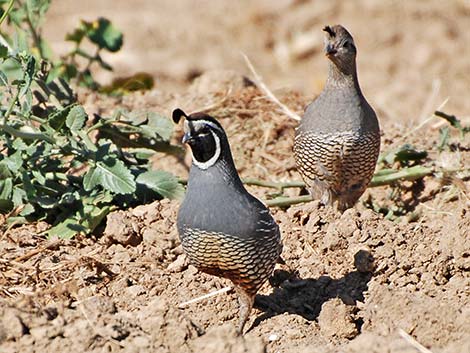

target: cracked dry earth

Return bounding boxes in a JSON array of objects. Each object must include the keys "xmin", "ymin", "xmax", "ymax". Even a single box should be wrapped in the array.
[{"xmin": 1, "ymin": 79, "xmax": 469, "ymax": 353}]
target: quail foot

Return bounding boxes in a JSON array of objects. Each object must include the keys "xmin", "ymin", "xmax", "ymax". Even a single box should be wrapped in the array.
[
  {"xmin": 173, "ymin": 109, "xmax": 282, "ymax": 334},
  {"xmin": 293, "ymin": 25, "xmax": 380, "ymax": 211}
]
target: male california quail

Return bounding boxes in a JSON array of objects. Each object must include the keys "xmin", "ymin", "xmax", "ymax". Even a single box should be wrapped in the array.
[
  {"xmin": 294, "ymin": 25, "xmax": 380, "ymax": 211},
  {"xmin": 172, "ymin": 109, "xmax": 282, "ymax": 334}
]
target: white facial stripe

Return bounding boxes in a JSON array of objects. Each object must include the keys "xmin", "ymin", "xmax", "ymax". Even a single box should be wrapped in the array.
[
  {"xmin": 190, "ymin": 119, "xmax": 223, "ymax": 133},
  {"xmin": 183, "ymin": 119, "xmax": 190, "ymax": 133},
  {"xmin": 192, "ymin": 130, "xmax": 221, "ymax": 170}
]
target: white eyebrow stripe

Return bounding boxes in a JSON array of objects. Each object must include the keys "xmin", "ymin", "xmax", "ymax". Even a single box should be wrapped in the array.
[{"xmin": 191, "ymin": 120, "xmax": 224, "ymax": 133}]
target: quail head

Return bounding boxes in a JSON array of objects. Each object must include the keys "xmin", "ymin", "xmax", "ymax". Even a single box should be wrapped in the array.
[
  {"xmin": 173, "ymin": 108, "xmax": 282, "ymax": 334},
  {"xmin": 293, "ymin": 25, "xmax": 380, "ymax": 211}
]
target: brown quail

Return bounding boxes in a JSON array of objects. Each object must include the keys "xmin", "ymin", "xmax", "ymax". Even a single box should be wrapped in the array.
[
  {"xmin": 173, "ymin": 109, "xmax": 282, "ymax": 334},
  {"xmin": 294, "ymin": 25, "xmax": 380, "ymax": 211}
]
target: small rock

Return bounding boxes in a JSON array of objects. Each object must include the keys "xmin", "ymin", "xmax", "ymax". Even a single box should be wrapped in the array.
[
  {"xmin": 268, "ymin": 333, "xmax": 278, "ymax": 341},
  {"xmin": 132, "ymin": 335, "xmax": 150, "ymax": 348},
  {"xmin": 83, "ymin": 296, "xmax": 117, "ymax": 316},
  {"xmin": 126, "ymin": 285, "xmax": 146, "ymax": 297},
  {"xmin": 167, "ymin": 254, "xmax": 188, "ymax": 273},
  {"xmin": 354, "ymin": 249, "xmax": 375, "ymax": 273},
  {"xmin": 104, "ymin": 211, "xmax": 142, "ymax": 246},
  {"xmin": 1, "ymin": 311, "xmax": 28, "ymax": 339},
  {"xmin": 318, "ymin": 298, "xmax": 358, "ymax": 339},
  {"xmin": 142, "ymin": 228, "xmax": 160, "ymax": 244},
  {"xmin": 109, "ymin": 324, "xmax": 130, "ymax": 341}
]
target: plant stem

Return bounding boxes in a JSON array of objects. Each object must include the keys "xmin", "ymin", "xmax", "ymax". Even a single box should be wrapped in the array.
[
  {"xmin": 242, "ymin": 178, "xmax": 305, "ymax": 190},
  {"xmin": 369, "ymin": 165, "xmax": 433, "ymax": 187},
  {"xmin": 0, "ymin": 124, "xmax": 55, "ymax": 143},
  {"xmin": 180, "ymin": 166, "xmax": 466, "ymax": 208},
  {"xmin": 0, "ymin": 0, "xmax": 15, "ymax": 27},
  {"xmin": 24, "ymin": 1, "xmax": 44, "ymax": 59},
  {"xmin": 262, "ymin": 166, "xmax": 436, "ymax": 207},
  {"xmin": 3, "ymin": 86, "xmax": 20, "ymax": 121},
  {"xmin": 265, "ymin": 195, "xmax": 313, "ymax": 207}
]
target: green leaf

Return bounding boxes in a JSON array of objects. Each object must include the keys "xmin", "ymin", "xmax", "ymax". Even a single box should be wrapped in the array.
[
  {"xmin": 66, "ymin": 105, "xmax": 87, "ymax": 132},
  {"xmin": 3, "ymin": 150, "xmax": 23, "ymax": 174},
  {"xmin": 438, "ymin": 126, "xmax": 450, "ymax": 152},
  {"xmin": 19, "ymin": 55, "xmax": 36, "ymax": 97},
  {"xmin": 0, "ymin": 199, "xmax": 14, "ymax": 212},
  {"xmin": 147, "ymin": 112, "xmax": 173, "ymax": 141},
  {"xmin": 0, "ymin": 178, "xmax": 13, "ymax": 199},
  {"xmin": 21, "ymin": 172, "xmax": 36, "ymax": 199},
  {"xmin": 8, "ymin": 7, "xmax": 26, "ymax": 27},
  {"xmin": 47, "ymin": 217, "xmax": 85, "ymax": 239},
  {"xmin": 77, "ymin": 130, "xmax": 98, "ymax": 152},
  {"xmin": 0, "ymin": 44, "xmax": 7, "ymax": 59},
  {"xmin": 0, "ymin": 70, "xmax": 8, "ymax": 86},
  {"xmin": 395, "ymin": 145, "xmax": 427, "ymax": 163},
  {"xmin": 12, "ymin": 186, "xmax": 27, "ymax": 207},
  {"xmin": 133, "ymin": 148, "xmax": 155, "ymax": 160},
  {"xmin": 86, "ymin": 17, "xmax": 123, "ymax": 52},
  {"xmin": 49, "ymin": 104, "xmax": 74, "ymax": 131},
  {"xmin": 0, "ymin": 163, "xmax": 12, "ymax": 179},
  {"xmin": 31, "ymin": 170, "xmax": 46, "ymax": 184},
  {"xmin": 434, "ymin": 110, "xmax": 470, "ymax": 138},
  {"xmin": 84, "ymin": 157, "xmax": 136, "ymax": 194},
  {"xmin": 26, "ymin": 0, "xmax": 51, "ymax": 28},
  {"xmin": 21, "ymin": 89, "xmax": 33, "ymax": 115},
  {"xmin": 65, "ymin": 25, "xmax": 87, "ymax": 44},
  {"xmin": 19, "ymin": 203, "xmax": 35, "ymax": 216},
  {"xmin": 82, "ymin": 202, "xmax": 112, "ymax": 232},
  {"xmin": 136, "ymin": 170, "xmax": 184, "ymax": 200},
  {"xmin": 78, "ymin": 69, "xmax": 98, "ymax": 89}
]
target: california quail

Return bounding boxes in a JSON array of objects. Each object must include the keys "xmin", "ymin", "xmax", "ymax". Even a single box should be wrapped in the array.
[
  {"xmin": 172, "ymin": 108, "xmax": 282, "ymax": 334},
  {"xmin": 293, "ymin": 25, "xmax": 380, "ymax": 211}
]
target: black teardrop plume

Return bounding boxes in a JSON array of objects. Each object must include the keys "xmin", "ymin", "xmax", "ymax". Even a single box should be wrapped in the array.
[
  {"xmin": 323, "ymin": 26, "xmax": 335, "ymax": 37},
  {"xmin": 172, "ymin": 108, "xmax": 188, "ymax": 124}
]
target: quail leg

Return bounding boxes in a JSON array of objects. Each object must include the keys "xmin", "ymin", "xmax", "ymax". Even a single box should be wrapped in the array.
[{"xmin": 235, "ymin": 286, "xmax": 255, "ymax": 335}]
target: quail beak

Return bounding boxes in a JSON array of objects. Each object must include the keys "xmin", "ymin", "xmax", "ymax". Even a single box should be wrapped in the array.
[
  {"xmin": 182, "ymin": 132, "xmax": 192, "ymax": 144},
  {"xmin": 182, "ymin": 120, "xmax": 193, "ymax": 144},
  {"xmin": 325, "ymin": 43, "xmax": 337, "ymax": 57}
]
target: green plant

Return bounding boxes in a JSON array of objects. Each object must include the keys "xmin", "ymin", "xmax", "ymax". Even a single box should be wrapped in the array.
[
  {"xmin": 0, "ymin": 53, "xmax": 183, "ymax": 238},
  {"xmin": 0, "ymin": 0, "xmax": 147, "ymax": 91},
  {"xmin": 54, "ymin": 17, "xmax": 124, "ymax": 89},
  {"xmin": 435, "ymin": 110, "xmax": 470, "ymax": 152},
  {"xmin": 0, "ymin": 2, "xmax": 183, "ymax": 238}
]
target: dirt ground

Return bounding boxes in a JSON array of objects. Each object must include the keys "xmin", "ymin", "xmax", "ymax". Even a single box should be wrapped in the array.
[{"xmin": 1, "ymin": 1, "xmax": 470, "ymax": 352}]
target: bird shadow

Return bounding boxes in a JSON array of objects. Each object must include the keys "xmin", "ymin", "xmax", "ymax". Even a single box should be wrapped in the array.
[{"xmin": 249, "ymin": 268, "xmax": 372, "ymax": 331}]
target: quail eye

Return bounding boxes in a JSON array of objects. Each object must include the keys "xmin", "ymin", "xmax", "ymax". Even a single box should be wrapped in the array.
[
  {"xmin": 342, "ymin": 41, "xmax": 356, "ymax": 52},
  {"xmin": 198, "ymin": 131, "xmax": 210, "ymax": 138}
]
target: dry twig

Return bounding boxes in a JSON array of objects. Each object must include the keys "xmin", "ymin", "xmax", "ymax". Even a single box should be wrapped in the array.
[
  {"xmin": 14, "ymin": 239, "xmax": 61, "ymax": 262},
  {"xmin": 242, "ymin": 53, "xmax": 301, "ymax": 121},
  {"xmin": 398, "ymin": 328, "xmax": 434, "ymax": 353},
  {"xmin": 178, "ymin": 286, "xmax": 232, "ymax": 309}
]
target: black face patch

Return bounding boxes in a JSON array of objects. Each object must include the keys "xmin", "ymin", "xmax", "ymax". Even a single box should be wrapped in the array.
[{"xmin": 187, "ymin": 129, "xmax": 217, "ymax": 163}]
